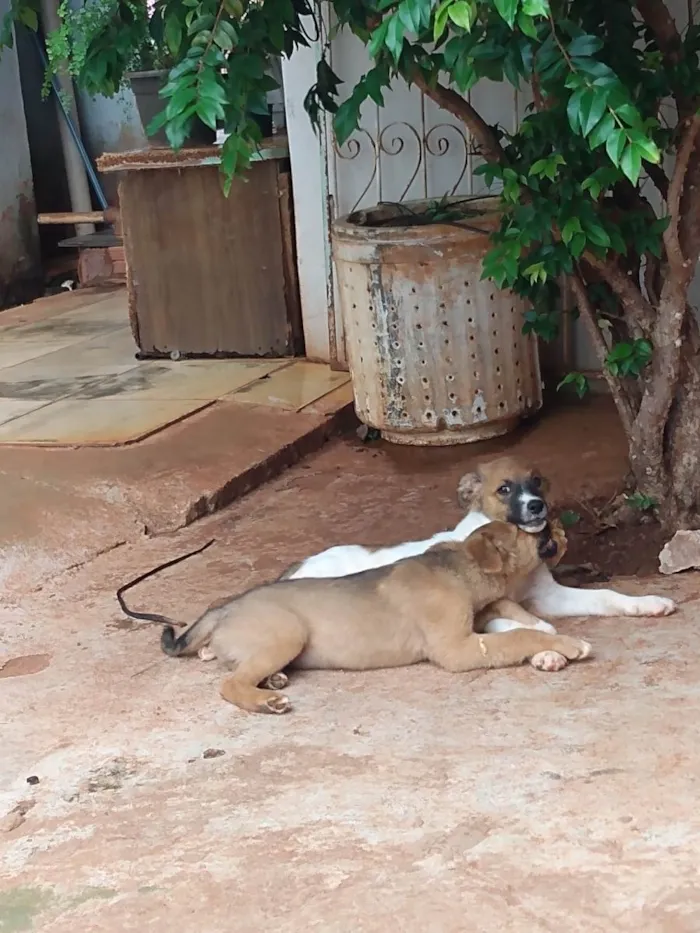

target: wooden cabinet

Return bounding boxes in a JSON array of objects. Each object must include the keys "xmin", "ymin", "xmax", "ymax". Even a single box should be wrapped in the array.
[{"xmin": 98, "ymin": 140, "xmax": 302, "ymax": 359}]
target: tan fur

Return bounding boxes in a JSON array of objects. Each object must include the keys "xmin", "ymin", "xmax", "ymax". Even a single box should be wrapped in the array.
[
  {"xmin": 456, "ymin": 455, "xmax": 550, "ymax": 516},
  {"xmin": 166, "ymin": 522, "xmax": 590, "ymax": 715},
  {"xmin": 456, "ymin": 457, "xmax": 560, "ymax": 634}
]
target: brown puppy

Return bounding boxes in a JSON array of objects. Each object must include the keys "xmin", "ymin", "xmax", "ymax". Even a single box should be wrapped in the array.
[
  {"xmin": 456, "ymin": 456, "xmax": 562, "ymax": 639},
  {"xmin": 161, "ymin": 521, "xmax": 591, "ymax": 715}
]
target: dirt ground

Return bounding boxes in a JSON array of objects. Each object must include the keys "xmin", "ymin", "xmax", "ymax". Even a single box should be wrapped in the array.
[{"xmin": 3, "ymin": 398, "xmax": 700, "ymax": 932}]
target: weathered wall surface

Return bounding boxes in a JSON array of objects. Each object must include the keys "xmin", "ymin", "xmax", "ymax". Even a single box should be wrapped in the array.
[
  {"xmin": 0, "ymin": 12, "xmax": 40, "ymax": 309},
  {"xmin": 77, "ymin": 88, "xmax": 146, "ymax": 202}
]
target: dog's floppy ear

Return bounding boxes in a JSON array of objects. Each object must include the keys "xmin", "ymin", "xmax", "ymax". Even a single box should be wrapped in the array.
[
  {"xmin": 466, "ymin": 522, "xmax": 516, "ymax": 574},
  {"xmin": 457, "ymin": 471, "xmax": 482, "ymax": 510}
]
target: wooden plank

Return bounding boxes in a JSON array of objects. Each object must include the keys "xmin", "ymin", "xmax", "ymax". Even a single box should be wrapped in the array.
[
  {"xmin": 38, "ymin": 211, "xmax": 107, "ymax": 225},
  {"xmin": 96, "ymin": 137, "xmax": 289, "ymax": 173},
  {"xmin": 277, "ymin": 165, "xmax": 304, "ymax": 356},
  {"xmin": 120, "ymin": 159, "xmax": 292, "ymax": 357}
]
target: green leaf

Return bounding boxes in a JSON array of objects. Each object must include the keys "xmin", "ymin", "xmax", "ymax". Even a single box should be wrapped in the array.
[
  {"xmin": 521, "ymin": 0, "xmax": 548, "ymax": 14},
  {"xmin": 222, "ymin": 0, "xmax": 243, "ymax": 16},
  {"xmin": 605, "ymin": 127, "xmax": 625, "ymax": 167},
  {"xmin": 165, "ymin": 106, "xmax": 197, "ymax": 150},
  {"xmin": 584, "ymin": 222, "xmax": 611, "ymax": 248},
  {"xmin": 581, "ymin": 88, "xmax": 607, "ymax": 137},
  {"xmin": 566, "ymin": 87, "xmax": 585, "ymax": 133},
  {"xmin": 620, "ymin": 142, "xmax": 642, "ymax": 183},
  {"xmin": 367, "ymin": 19, "xmax": 389, "ymax": 59},
  {"xmin": 615, "ymin": 102, "xmax": 643, "ymax": 129},
  {"xmin": 214, "ymin": 19, "xmax": 237, "ymax": 51},
  {"xmin": 557, "ymin": 372, "xmax": 588, "ymax": 399},
  {"xmin": 433, "ymin": 0, "xmax": 451, "ymax": 41},
  {"xmin": 560, "ymin": 509, "xmax": 581, "ymax": 527},
  {"xmin": 626, "ymin": 129, "xmax": 661, "ymax": 164},
  {"xmin": 364, "ymin": 67, "xmax": 387, "ymax": 106},
  {"xmin": 188, "ymin": 13, "xmax": 215, "ymax": 35},
  {"xmin": 588, "ymin": 112, "xmax": 615, "ymax": 149},
  {"xmin": 165, "ymin": 85, "xmax": 197, "ymax": 119},
  {"xmin": 561, "ymin": 216, "xmax": 582, "ymax": 244},
  {"xmin": 567, "ymin": 34, "xmax": 603, "ymax": 57},
  {"xmin": 494, "ymin": 0, "xmax": 520, "ymax": 28},
  {"xmin": 581, "ymin": 176, "xmax": 601, "ymax": 200},
  {"xmin": 164, "ymin": 14, "xmax": 182, "ymax": 56},
  {"xmin": 334, "ymin": 97, "xmax": 361, "ymax": 146},
  {"xmin": 517, "ymin": 11, "xmax": 538, "ymax": 38},
  {"xmin": 570, "ymin": 232, "xmax": 587, "ymax": 257},
  {"xmin": 146, "ymin": 109, "xmax": 168, "ymax": 136},
  {"xmin": 196, "ymin": 95, "xmax": 224, "ymax": 130},
  {"xmin": 397, "ymin": 0, "xmax": 424, "ymax": 34},
  {"xmin": 447, "ymin": 0, "xmax": 476, "ymax": 31},
  {"xmin": 18, "ymin": 6, "xmax": 38, "ymax": 30},
  {"xmin": 385, "ymin": 14, "xmax": 405, "ymax": 62},
  {"xmin": 606, "ymin": 342, "xmax": 632, "ymax": 362}
]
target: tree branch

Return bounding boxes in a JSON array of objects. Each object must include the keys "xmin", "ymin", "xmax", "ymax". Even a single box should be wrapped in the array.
[
  {"xmin": 679, "ymin": 141, "xmax": 700, "ymax": 264},
  {"xmin": 583, "ymin": 253, "xmax": 655, "ymax": 336},
  {"xmin": 665, "ymin": 113, "xmax": 700, "ymax": 268},
  {"xmin": 569, "ymin": 271, "xmax": 636, "ymax": 437},
  {"xmin": 411, "ymin": 73, "xmax": 505, "ymax": 163},
  {"xmin": 636, "ymin": 0, "xmax": 694, "ymax": 118}
]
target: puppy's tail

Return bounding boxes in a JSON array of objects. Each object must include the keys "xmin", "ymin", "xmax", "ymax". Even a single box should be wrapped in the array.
[
  {"xmin": 160, "ymin": 610, "xmax": 220, "ymax": 657},
  {"xmin": 116, "ymin": 539, "xmax": 215, "ymax": 626}
]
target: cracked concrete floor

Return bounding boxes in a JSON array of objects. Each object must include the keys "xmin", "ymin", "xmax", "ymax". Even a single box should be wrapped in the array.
[{"xmin": 2, "ymin": 425, "xmax": 700, "ymax": 932}]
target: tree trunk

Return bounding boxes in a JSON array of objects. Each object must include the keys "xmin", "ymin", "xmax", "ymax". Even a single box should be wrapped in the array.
[
  {"xmin": 626, "ymin": 320, "xmax": 700, "ymax": 531},
  {"xmin": 664, "ymin": 321, "xmax": 700, "ymax": 528}
]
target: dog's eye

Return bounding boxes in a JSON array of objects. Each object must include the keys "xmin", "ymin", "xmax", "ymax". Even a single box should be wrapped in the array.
[
  {"xmin": 497, "ymin": 484, "xmax": 511, "ymax": 497},
  {"xmin": 531, "ymin": 476, "xmax": 542, "ymax": 489}
]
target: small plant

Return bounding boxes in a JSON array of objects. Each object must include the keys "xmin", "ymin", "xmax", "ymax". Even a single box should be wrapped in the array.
[
  {"xmin": 625, "ymin": 492, "xmax": 658, "ymax": 514},
  {"xmin": 46, "ymin": 0, "xmax": 153, "ymax": 97},
  {"xmin": 557, "ymin": 372, "xmax": 589, "ymax": 399},
  {"xmin": 560, "ymin": 510, "xmax": 581, "ymax": 529}
]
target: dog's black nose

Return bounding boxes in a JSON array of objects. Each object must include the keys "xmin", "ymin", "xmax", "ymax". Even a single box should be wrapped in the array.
[{"xmin": 527, "ymin": 498, "xmax": 545, "ymax": 515}]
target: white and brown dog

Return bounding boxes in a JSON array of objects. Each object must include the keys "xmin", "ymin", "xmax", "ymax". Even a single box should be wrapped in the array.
[
  {"xmin": 162, "ymin": 520, "xmax": 591, "ymax": 714},
  {"xmin": 282, "ymin": 456, "xmax": 675, "ymax": 670}
]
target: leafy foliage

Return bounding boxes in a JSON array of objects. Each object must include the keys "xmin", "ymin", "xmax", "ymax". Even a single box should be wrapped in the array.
[
  {"xmin": 1, "ymin": 0, "xmax": 309, "ymax": 190},
  {"xmin": 4, "ymin": 0, "xmax": 700, "ymax": 516}
]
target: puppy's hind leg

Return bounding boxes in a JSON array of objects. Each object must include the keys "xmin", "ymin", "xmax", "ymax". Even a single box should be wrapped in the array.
[{"xmin": 218, "ymin": 611, "xmax": 306, "ymax": 715}]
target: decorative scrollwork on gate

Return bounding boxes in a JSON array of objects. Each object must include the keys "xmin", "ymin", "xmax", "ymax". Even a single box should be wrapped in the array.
[
  {"xmin": 378, "ymin": 121, "xmax": 423, "ymax": 203},
  {"xmin": 424, "ymin": 122, "xmax": 470, "ymax": 196},
  {"xmin": 333, "ymin": 104, "xmax": 479, "ymax": 213},
  {"xmin": 333, "ymin": 128, "xmax": 379, "ymax": 214}
]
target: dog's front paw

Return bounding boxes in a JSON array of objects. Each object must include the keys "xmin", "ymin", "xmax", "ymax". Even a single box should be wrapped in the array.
[
  {"xmin": 533, "ymin": 619, "xmax": 557, "ymax": 635},
  {"xmin": 550, "ymin": 635, "xmax": 592, "ymax": 661},
  {"xmin": 531, "ymin": 650, "xmax": 568, "ymax": 672},
  {"xmin": 624, "ymin": 595, "xmax": 676, "ymax": 617},
  {"xmin": 547, "ymin": 519, "xmax": 568, "ymax": 567}
]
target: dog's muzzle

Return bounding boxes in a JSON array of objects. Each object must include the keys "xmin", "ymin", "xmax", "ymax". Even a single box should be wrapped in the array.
[
  {"xmin": 536, "ymin": 524, "xmax": 558, "ymax": 560},
  {"xmin": 516, "ymin": 494, "xmax": 548, "ymax": 534}
]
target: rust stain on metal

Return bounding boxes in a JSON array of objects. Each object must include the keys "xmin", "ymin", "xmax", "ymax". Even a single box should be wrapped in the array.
[{"xmin": 333, "ymin": 196, "xmax": 542, "ymax": 446}]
